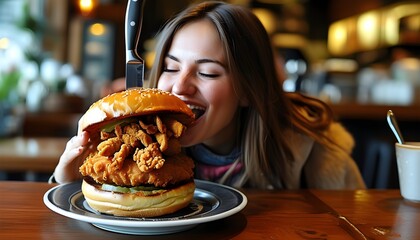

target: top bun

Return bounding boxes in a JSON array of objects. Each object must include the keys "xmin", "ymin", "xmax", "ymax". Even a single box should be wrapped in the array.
[{"xmin": 78, "ymin": 88, "xmax": 194, "ymax": 134}]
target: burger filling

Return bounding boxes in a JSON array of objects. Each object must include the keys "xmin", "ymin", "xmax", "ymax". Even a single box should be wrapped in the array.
[
  {"xmin": 101, "ymin": 183, "xmax": 166, "ymax": 196},
  {"xmin": 79, "ymin": 114, "xmax": 195, "ymax": 189},
  {"xmin": 101, "ymin": 183, "xmax": 161, "ymax": 192}
]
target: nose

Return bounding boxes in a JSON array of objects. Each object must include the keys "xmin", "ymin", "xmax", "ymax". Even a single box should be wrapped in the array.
[{"xmin": 172, "ymin": 71, "xmax": 196, "ymax": 96}]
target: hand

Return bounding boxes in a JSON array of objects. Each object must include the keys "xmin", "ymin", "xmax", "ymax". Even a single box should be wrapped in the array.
[{"xmin": 53, "ymin": 131, "xmax": 91, "ymax": 184}]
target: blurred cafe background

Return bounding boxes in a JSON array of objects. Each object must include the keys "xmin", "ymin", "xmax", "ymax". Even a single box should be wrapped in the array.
[{"xmin": 0, "ymin": 0, "xmax": 419, "ymax": 188}]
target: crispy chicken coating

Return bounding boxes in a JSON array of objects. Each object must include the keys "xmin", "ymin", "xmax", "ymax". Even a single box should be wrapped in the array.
[
  {"xmin": 155, "ymin": 132, "xmax": 168, "ymax": 152},
  {"xmin": 80, "ymin": 154, "xmax": 194, "ymax": 187},
  {"xmin": 100, "ymin": 131, "xmax": 114, "ymax": 140},
  {"xmin": 163, "ymin": 118, "xmax": 186, "ymax": 138},
  {"xmin": 155, "ymin": 116, "xmax": 166, "ymax": 134},
  {"xmin": 139, "ymin": 120, "xmax": 158, "ymax": 135},
  {"xmin": 79, "ymin": 114, "xmax": 193, "ymax": 187},
  {"xmin": 133, "ymin": 143, "xmax": 165, "ymax": 172},
  {"xmin": 108, "ymin": 143, "xmax": 132, "ymax": 172},
  {"xmin": 97, "ymin": 137, "xmax": 122, "ymax": 156},
  {"xmin": 162, "ymin": 138, "xmax": 182, "ymax": 156}
]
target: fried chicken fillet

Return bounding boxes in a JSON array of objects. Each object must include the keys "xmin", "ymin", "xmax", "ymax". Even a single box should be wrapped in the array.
[{"xmin": 79, "ymin": 116, "xmax": 194, "ymax": 187}]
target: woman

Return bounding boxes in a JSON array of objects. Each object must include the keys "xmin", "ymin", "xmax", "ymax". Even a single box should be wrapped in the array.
[{"xmin": 53, "ymin": 1, "xmax": 365, "ymax": 189}]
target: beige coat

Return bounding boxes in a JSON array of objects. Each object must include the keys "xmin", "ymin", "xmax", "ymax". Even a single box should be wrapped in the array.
[{"xmin": 284, "ymin": 122, "xmax": 366, "ymax": 189}]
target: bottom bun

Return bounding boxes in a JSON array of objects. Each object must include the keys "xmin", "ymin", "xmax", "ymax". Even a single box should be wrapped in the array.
[{"xmin": 81, "ymin": 179, "xmax": 195, "ymax": 217}]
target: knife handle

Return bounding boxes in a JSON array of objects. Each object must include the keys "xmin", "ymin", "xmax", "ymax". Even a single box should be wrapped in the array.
[{"xmin": 125, "ymin": 0, "xmax": 145, "ymax": 53}]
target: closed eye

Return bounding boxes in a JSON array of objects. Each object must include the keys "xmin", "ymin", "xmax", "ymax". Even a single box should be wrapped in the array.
[
  {"xmin": 163, "ymin": 68, "xmax": 178, "ymax": 73},
  {"xmin": 199, "ymin": 73, "xmax": 219, "ymax": 78}
]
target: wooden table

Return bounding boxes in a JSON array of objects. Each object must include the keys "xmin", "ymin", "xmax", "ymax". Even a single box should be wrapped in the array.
[
  {"xmin": 1, "ymin": 181, "xmax": 419, "ymax": 239},
  {"xmin": 0, "ymin": 137, "xmax": 68, "ymax": 172}
]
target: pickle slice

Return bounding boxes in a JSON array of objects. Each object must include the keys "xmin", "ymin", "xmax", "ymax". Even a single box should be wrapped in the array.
[
  {"xmin": 101, "ymin": 117, "xmax": 137, "ymax": 132},
  {"xmin": 101, "ymin": 183, "xmax": 162, "ymax": 193}
]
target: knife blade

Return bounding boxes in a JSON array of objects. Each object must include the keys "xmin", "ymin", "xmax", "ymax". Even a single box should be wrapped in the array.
[
  {"xmin": 305, "ymin": 191, "xmax": 367, "ymax": 240},
  {"xmin": 125, "ymin": 0, "xmax": 145, "ymax": 89}
]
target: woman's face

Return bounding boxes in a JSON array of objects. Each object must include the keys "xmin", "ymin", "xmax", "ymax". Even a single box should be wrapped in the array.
[{"xmin": 158, "ymin": 19, "xmax": 240, "ymax": 154}]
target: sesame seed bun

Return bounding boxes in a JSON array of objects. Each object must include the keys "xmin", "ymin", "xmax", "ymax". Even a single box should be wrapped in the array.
[{"xmin": 78, "ymin": 87, "xmax": 194, "ymax": 134}]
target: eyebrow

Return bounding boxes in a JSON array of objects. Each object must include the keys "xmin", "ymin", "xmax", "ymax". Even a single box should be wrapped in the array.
[{"xmin": 166, "ymin": 54, "xmax": 226, "ymax": 68}]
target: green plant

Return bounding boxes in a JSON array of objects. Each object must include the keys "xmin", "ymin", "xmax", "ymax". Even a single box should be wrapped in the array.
[{"xmin": 0, "ymin": 69, "xmax": 20, "ymax": 101}]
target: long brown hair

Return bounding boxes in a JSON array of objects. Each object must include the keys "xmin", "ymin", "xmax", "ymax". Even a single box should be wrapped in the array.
[{"xmin": 147, "ymin": 1, "xmax": 333, "ymax": 189}]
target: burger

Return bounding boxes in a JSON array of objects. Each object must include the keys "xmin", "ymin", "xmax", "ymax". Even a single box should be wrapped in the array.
[{"xmin": 78, "ymin": 87, "xmax": 196, "ymax": 217}]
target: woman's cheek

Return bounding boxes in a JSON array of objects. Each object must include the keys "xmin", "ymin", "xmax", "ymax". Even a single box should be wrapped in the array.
[{"xmin": 157, "ymin": 78, "xmax": 170, "ymax": 91}]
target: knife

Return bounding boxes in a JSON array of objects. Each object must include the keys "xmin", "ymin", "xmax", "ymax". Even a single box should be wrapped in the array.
[{"xmin": 125, "ymin": 0, "xmax": 145, "ymax": 89}]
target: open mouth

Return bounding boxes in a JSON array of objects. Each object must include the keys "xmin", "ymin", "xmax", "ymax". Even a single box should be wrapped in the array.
[{"xmin": 187, "ymin": 104, "xmax": 205, "ymax": 120}]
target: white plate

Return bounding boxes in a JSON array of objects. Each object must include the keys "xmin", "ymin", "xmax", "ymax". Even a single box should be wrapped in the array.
[{"xmin": 43, "ymin": 179, "xmax": 247, "ymax": 235}]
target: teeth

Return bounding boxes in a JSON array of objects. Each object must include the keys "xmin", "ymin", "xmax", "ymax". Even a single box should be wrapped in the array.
[
  {"xmin": 187, "ymin": 104, "xmax": 205, "ymax": 111},
  {"xmin": 187, "ymin": 104, "xmax": 205, "ymax": 119}
]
